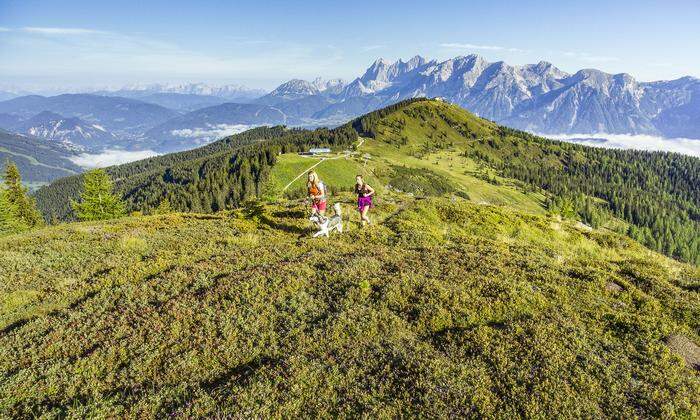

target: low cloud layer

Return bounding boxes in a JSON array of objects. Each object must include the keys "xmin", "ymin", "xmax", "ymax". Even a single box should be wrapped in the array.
[
  {"xmin": 542, "ymin": 133, "xmax": 700, "ymax": 158},
  {"xmin": 171, "ymin": 124, "xmax": 255, "ymax": 142},
  {"xmin": 69, "ymin": 149, "xmax": 160, "ymax": 168}
]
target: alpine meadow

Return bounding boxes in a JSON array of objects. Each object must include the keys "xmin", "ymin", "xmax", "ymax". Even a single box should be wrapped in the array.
[
  {"xmin": 2, "ymin": 99, "xmax": 699, "ymax": 417},
  {"xmin": 1, "ymin": 1, "xmax": 700, "ymax": 418}
]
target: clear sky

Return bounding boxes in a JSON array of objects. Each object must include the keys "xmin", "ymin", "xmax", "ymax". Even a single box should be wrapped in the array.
[{"xmin": 1, "ymin": 0, "xmax": 699, "ymax": 92}]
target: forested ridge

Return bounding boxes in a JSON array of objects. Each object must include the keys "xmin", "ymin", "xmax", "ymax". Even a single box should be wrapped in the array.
[
  {"xmin": 34, "ymin": 124, "xmax": 358, "ymax": 219},
  {"xmin": 462, "ymin": 126, "xmax": 700, "ymax": 264},
  {"xmin": 33, "ymin": 98, "xmax": 699, "ymax": 264}
]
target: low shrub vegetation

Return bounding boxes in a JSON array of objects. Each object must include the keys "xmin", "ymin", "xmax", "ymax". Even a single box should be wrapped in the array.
[{"xmin": 1, "ymin": 196, "xmax": 698, "ymax": 417}]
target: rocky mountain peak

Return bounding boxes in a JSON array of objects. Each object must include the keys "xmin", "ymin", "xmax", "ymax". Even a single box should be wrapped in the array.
[
  {"xmin": 403, "ymin": 55, "xmax": 427, "ymax": 70},
  {"xmin": 311, "ymin": 77, "xmax": 346, "ymax": 94},
  {"xmin": 269, "ymin": 79, "xmax": 320, "ymax": 97}
]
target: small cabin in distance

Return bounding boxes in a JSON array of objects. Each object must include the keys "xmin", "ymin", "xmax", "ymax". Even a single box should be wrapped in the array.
[{"xmin": 299, "ymin": 147, "xmax": 332, "ymax": 156}]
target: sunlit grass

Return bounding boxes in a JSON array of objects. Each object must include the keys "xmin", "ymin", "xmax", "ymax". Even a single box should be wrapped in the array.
[{"xmin": 1, "ymin": 196, "xmax": 698, "ymax": 417}]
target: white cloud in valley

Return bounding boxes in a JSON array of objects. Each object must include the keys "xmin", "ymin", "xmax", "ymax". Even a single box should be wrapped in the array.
[
  {"xmin": 171, "ymin": 124, "xmax": 255, "ymax": 142},
  {"xmin": 543, "ymin": 133, "xmax": 700, "ymax": 157},
  {"xmin": 69, "ymin": 149, "xmax": 161, "ymax": 168}
]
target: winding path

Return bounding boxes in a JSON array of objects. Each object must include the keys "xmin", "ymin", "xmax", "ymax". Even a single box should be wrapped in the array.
[{"xmin": 281, "ymin": 137, "xmax": 366, "ymax": 191}]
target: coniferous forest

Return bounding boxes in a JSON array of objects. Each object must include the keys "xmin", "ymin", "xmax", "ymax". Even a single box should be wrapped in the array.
[{"xmin": 463, "ymin": 126, "xmax": 700, "ymax": 265}]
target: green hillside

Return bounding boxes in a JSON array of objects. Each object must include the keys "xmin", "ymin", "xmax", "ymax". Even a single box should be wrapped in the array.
[
  {"xmin": 34, "ymin": 98, "xmax": 699, "ymax": 264},
  {"xmin": 0, "ymin": 130, "xmax": 82, "ymax": 187},
  {"xmin": 4, "ymin": 99, "xmax": 700, "ymax": 416},
  {"xmin": 354, "ymin": 100, "xmax": 699, "ymax": 264},
  {"xmin": 1, "ymin": 195, "xmax": 699, "ymax": 417},
  {"xmin": 271, "ymin": 100, "xmax": 698, "ymax": 264},
  {"xmin": 266, "ymin": 152, "xmax": 382, "ymax": 199}
]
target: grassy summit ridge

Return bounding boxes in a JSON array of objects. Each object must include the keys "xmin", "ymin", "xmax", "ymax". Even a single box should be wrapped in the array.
[{"xmin": 1, "ymin": 195, "xmax": 698, "ymax": 417}]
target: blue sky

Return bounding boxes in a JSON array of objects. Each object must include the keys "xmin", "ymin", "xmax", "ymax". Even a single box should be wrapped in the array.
[{"xmin": 1, "ymin": 0, "xmax": 699, "ymax": 91}]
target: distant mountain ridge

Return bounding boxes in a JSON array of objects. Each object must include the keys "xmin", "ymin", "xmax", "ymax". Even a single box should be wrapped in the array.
[
  {"xmin": 98, "ymin": 82, "xmax": 266, "ymax": 99},
  {"xmin": 262, "ymin": 54, "xmax": 700, "ymax": 138},
  {"xmin": 0, "ymin": 94, "xmax": 178, "ymax": 137},
  {"xmin": 94, "ymin": 92, "xmax": 230, "ymax": 112},
  {"xmin": 2, "ymin": 56, "xmax": 698, "ymax": 160},
  {"xmin": 256, "ymin": 78, "xmax": 345, "ymax": 104},
  {"xmin": 13, "ymin": 111, "xmax": 118, "ymax": 151},
  {"xmin": 0, "ymin": 129, "xmax": 81, "ymax": 185},
  {"xmin": 118, "ymin": 54, "xmax": 700, "ymax": 151}
]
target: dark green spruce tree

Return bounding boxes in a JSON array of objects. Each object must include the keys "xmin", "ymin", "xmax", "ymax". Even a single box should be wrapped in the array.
[
  {"xmin": 0, "ymin": 161, "xmax": 43, "ymax": 234},
  {"xmin": 0, "ymin": 186, "xmax": 26, "ymax": 234},
  {"xmin": 72, "ymin": 169, "xmax": 126, "ymax": 221}
]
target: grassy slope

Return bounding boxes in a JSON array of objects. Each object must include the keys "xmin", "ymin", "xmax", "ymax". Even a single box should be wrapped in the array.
[
  {"xmin": 1, "ymin": 195, "xmax": 699, "ymax": 417},
  {"xmin": 267, "ymin": 152, "xmax": 383, "ymax": 199},
  {"xmin": 270, "ymin": 100, "xmax": 546, "ymax": 215}
]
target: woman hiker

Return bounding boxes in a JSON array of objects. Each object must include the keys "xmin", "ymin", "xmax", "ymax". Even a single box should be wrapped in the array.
[
  {"xmin": 307, "ymin": 171, "xmax": 327, "ymax": 216},
  {"xmin": 354, "ymin": 174, "xmax": 375, "ymax": 226}
]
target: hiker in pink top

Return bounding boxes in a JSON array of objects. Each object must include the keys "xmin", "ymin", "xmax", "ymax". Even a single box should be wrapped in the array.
[{"xmin": 354, "ymin": 174, "xmax": 375, "ymax": 226}]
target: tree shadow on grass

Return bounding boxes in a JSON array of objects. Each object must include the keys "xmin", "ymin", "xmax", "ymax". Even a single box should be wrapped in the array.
[
  {"xmin": 271, "ymin": 209, "xmax": 307, "ymax": 219},
  {"xmin": 202, "ymin": 356, "xmax": 279, "ymax": 392},
  {"xmin": 0, "ymin": 317, "xmax": 30, "ymax": 336},
  {"xmin": 259, "ymin": 214, "xmax": 310, "ymax": 235}
]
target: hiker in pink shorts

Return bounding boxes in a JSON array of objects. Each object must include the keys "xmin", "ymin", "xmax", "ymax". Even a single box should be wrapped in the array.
[
  {"xmin": 354, "ymin": 174, "xmax": 375, "ymax": 226},
  {"xmin": 307, "ymin": 171, "xmax": 327, "ymax": 216}
]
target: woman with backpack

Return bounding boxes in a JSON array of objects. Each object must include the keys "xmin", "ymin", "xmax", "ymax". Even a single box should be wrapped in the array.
[
  {"xmin": 307, "ymin": 171, "xmax": 327, "ymax": 216},
  {"xmin": 354, "ymin": 174, "xmax": 375, "ymax": 226}
]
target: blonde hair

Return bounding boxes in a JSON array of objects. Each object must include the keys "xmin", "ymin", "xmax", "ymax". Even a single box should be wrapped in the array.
[{"xmin": 307, "ymin": 171, "xmax": 320, "ymax": 189}]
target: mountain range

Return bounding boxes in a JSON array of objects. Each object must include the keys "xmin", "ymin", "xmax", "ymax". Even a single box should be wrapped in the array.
[
  {"xmin": 0, "ymin": 94, "xmax": 178, "ymax": 138},
  {"xmin": 254, "ymin": 55, "xmax": 700, "ymax": 138},
  {"xmin": 4, "ymin": 111, "xmax": 118, "ymax": 151},
  {"xmin": 0, "ymin": 54, "xmax": 698, "ymax": 164},
  {"xmin": 138, "ymin": 54, "xmax": 697, "ymax": 141},
  {"xmin": 90, "ymin": 83, "xmax": 267, "ymax": 112},
  {"xmin": 100, "ymin": 82, "xmax": 267, "ymax": 99}
]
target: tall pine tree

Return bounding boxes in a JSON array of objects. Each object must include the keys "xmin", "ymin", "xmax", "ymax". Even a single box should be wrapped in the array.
[
  {"xmin": 1, "ymin": 161, "xmax": 43, "ymax": 231},
  {"xmin": 72, "ymin": 169, "xmax": 126, "ymax": 221},
  {"xmin": 0, "ymin": 186, "xmax": 28, "ymax": 234}
]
